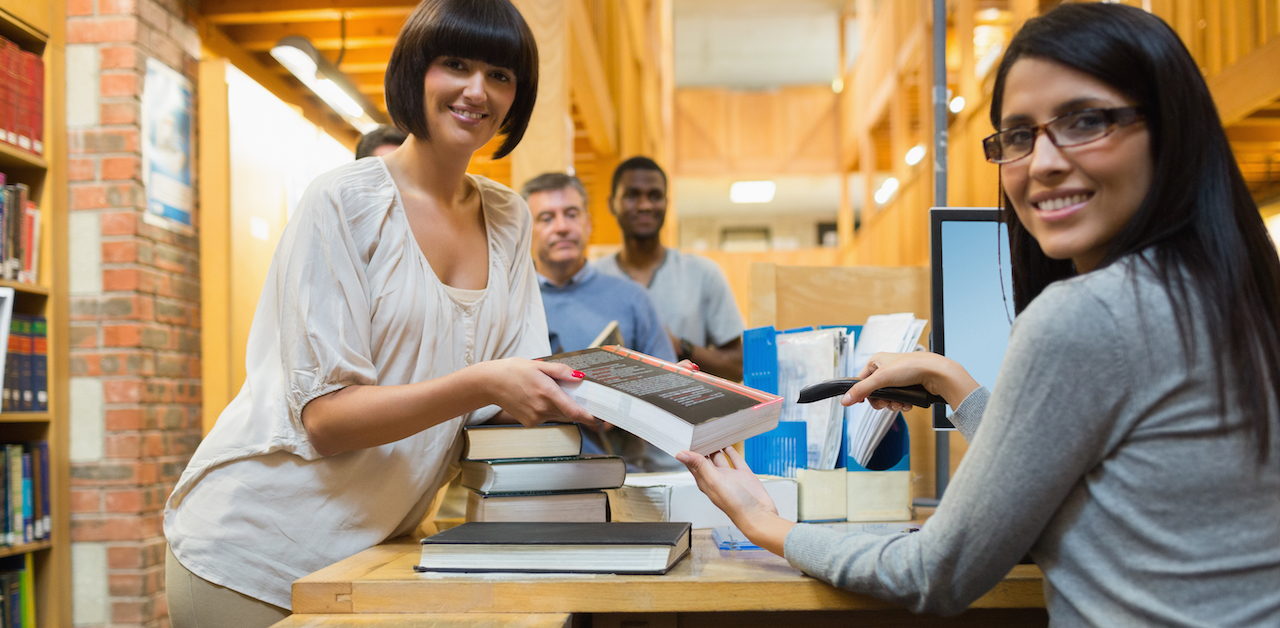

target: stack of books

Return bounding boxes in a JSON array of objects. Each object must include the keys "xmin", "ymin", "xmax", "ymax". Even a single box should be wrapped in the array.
[{"xmin": 459, "ymin": 423, "xmax": 626, "ymax": 523}]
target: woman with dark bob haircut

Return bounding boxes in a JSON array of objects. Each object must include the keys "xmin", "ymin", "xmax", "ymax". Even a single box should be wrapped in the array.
[
  {"xmin": 678, "ymin": 3, "xmax": 1280, "ymax": 624},
  {"xmin": 163, "ymin": 1, "xmax": 597, "ymax": 625}
]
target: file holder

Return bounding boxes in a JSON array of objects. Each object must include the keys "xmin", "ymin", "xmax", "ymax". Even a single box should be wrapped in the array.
[
  {"xmin": 743, "ymin": 325, "xmax": 811, "ymax": 478},
  {"xmin": 746, "ymin": 324, "xmax": 909, "ymax": 522},
  {"xmin": 846, "ymin": 413, "xmax": 912, "ymax": 521}
]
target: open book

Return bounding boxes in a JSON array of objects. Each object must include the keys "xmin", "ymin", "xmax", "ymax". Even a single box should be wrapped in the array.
[
  {"xmin": 589, "ymin": 320, "xmax": 624, "ymax": 348},
  {"xmin": 543, "ymin": 346, "xmax": 783, "ymax": 456}
]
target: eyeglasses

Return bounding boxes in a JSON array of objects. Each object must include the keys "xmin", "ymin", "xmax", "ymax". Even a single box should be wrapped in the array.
[{"xmin": 983, "ymin": 106, "xmax": 1144, "ymax": 164}]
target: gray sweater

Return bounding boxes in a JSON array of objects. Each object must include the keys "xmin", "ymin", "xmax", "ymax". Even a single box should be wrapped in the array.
[{"xmin": 785, "ymin": 257, "xmax": 1280, "ymax": 625}]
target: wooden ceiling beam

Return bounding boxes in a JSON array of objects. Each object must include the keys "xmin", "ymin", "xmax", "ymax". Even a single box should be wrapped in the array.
[
  {"xmin": 1227, "ymin": 126, "xmax": 1280, "ymax": 141},
  {"xmin": 194, "ymin": 14, "xmax": 362, "ymax": 146},
  {"xmin": 203, "ymin": 0, "xmax": 417, "ymax": 24},
  {"xmin": 1209, "ymin": 36, "xmax": 1280, "ymax": 126},
  {"xmin": 207, "ymin": 7, "xmax": 413, "ymax": 26},
  {"xmin": 569, "ymin": 0, "xmax": 616, "ymax": 156},
  {"xmin": 222, "ymin": 17, "xmax": 405, "ymax": 52}
]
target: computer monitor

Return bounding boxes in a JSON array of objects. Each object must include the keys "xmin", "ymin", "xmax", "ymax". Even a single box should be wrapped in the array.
[{"xmin": 929, "ymin": 208, "xmax": 1015, "ymax": 430}]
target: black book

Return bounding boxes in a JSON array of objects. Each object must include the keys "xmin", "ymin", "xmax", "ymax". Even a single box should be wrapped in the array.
[
  {"xmin": 417, "ymin": 521, "xmax": 691, "ymax": 575},
  {"xmin": 542, "ymin": 346, "xmax": 782, "ymax": 456}
]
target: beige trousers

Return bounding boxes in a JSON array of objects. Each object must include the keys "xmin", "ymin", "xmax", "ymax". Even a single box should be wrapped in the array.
[{"xmin": 166, "ymin": 545, "xmax": 291, "ymax": 628}]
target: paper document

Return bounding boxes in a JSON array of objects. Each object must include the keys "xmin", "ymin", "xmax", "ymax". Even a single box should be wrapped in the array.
[
  {"xmin": 846, "ymin": 314, "xmax": 927, "ymax": 467},
  {"xmin": 776, "ymin": 328, "xmax": 845, "ymax": 469}
]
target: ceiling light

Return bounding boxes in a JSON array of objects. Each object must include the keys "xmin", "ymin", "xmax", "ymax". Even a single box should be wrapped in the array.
[
  {"xmin": 730, "ymin": 181, "xmax": 776, "ymax": 203},
  {"xmin": 949, "ymin": 96, "xmax": 965, "ymax": 113},
  {"xmin": 271, "ymin": 35, "xmax": 386, "ymax": 134},
  {"xmin": 905, "ymin": 145, "xmax": 926, "ymax": 166},
  {"xmin": 874, "ymin": 177, "xmax": 899, "ymax": 205},
  {"xmin": 977, "ymin": 8, "xmax": 1002, "ymax": 22}
]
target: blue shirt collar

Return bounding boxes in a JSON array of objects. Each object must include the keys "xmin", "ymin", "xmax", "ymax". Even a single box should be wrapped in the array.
[{"xmin": 537, "ymin": 260, "xmax": 595, "ymax": 289}]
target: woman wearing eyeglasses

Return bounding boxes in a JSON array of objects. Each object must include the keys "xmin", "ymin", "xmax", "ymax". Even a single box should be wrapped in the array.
[{"xmin": 677, "ymin": 3, "xmax": 1280, "ymax": 624}]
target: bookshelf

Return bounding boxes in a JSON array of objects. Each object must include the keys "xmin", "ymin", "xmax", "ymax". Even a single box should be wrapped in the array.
[{"xmin": 0, "ymin": 0, "xmax": 68, "ymax": 625}]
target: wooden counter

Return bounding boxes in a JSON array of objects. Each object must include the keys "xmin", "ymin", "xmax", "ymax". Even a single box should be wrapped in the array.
[{"xmin": 291, "ymin": 530, "xmax": 1046, "ymax": 626}]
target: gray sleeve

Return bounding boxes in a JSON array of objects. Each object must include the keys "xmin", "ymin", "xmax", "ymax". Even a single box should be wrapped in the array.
[
  {"xmin": 781, "ymin": 281, "xmax": 1133, "ymax": 614},
  {"xmin": 698, "ymin": 258, "xmax": 746, "ymax": 347},
  {"xmin": 950, "ymin": 386, "xmax": 989, "ymax": 441}
]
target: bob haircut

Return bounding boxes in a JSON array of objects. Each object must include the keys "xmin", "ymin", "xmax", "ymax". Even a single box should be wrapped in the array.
[
  {"xmin": 990, "ymin": 2, "xmax": 1280, "ymax": 461},
  {"xmin": 384, "ymin": 0, "xmax": 538, "ymax": 159}
]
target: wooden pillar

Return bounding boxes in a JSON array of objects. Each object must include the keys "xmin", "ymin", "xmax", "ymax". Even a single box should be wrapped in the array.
[
  {"xmin": 198, "ymin": 57, "xmax": 232, "ymax": 435},
  {"xmin": 510, "ymin": 0, "xmax": 573, "ymax": 192}
]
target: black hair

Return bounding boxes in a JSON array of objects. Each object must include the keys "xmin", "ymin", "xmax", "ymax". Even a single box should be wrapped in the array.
[
  {"xmin": 520, "ymin": 172, "xmax": 589, "ymax": 208},
  {"xmin": 384, "ymin": 0, "xmax": 538, "ymax": 159},
  {"xmin": 609, "ymin": 156, "xmax": 667, "ymax": 201},
  {"xmin": 991, "ymin": 2, "xmax": 1280, "ymax": 461},
  {"xmin": 354, "ymin": 125, "xmax": 408, "ymax": 160}
]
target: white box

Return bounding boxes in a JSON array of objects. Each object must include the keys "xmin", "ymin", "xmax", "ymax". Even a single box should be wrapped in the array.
[
  {"xmin": 608, "ymin": 471, "xmax": 797, "ymax": 529},
  {"xmin": 795, "ymin": 468, "xmax": 847, "ymax": 522}
]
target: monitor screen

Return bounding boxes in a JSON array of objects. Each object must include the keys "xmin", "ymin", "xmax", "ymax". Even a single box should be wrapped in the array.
[{"xmin": 930, "ymin": 208, "xmax": 1015, "ymax": 430}]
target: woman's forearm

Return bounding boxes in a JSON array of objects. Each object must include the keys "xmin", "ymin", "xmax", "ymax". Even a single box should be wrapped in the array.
[
  {"xmin": 301, "ymin": 363, "xmax": 496, "ymax": 456},
  {"xmin": 739, "ymin": 513, "xmax": 796, "ymax": 557}
]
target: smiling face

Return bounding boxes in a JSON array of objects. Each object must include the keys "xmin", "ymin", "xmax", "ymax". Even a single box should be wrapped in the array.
[
  {"xmin": 421, "ymin": 57, "xmax": 517, "ymax": 153},
  {"xmin": 529, "ymin": 186, "xmax": 591, "ymax": 272},
  {"xmin": 609, "ymin": 169, "xmax": 668, "ymax": 240},
  {"xmin": 999, "ymin": 57, "xmax": 1153, "ymax": 273}
]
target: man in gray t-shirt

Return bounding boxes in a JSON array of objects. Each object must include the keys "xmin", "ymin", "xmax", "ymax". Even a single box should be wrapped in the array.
[{"xmin": 595, "ymin": 157, "xmax": 745, "ymax": 381}]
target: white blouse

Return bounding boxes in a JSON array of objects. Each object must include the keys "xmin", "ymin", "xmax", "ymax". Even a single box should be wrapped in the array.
[{"xmin": 163, "ymin": 158, "xmax": 550, "ymax": 609}]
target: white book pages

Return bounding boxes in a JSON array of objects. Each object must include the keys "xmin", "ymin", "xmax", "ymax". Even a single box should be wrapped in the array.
[
  {"xmin": 776, "ymin": 329, "xmax": 844, "ymax": 470},
  {"xmin": 850, "ymin": 313, "xmax": 919, "ymax": 374},
  {"xmin": 846, "ymin": 314, "xmax": 928, "ymax": 468}
]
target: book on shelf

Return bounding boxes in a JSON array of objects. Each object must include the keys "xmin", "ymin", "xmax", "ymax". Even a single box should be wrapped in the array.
[
  {"xmin": 607, "ymin": 471, "xmax": 797, "ymax": 529},
  {"xmin": 0, "ymin": 553, "xmax": 35, "ymax": 626},
  {"xmin": 542, "ymin": 346, "xmax": 783, "ymax": 457},
  {"xmin": 0, "ymin": 442, "xmax": 49, "ymax": 546},
  {"xmin": 0, "ymin": 291, "xmax": 13, "ymax": 413},
  {"xmin": 460, "ymin": 455, "xmax": 625, "ymax": 494},
  {"xmin": 0, "ymin": 36, "xmax": 43, "ymax": 156},
  {"xmin": 417, "ymin": 521, "xmax": 691, "ymax": 575},
  {"xmin": 28, "ymin": 316, "xmax": 45, "ymax": 412},
  {"xmin": 589, "ymin": 320, "xmax": 623, "ymax": 348},
  {"xmin": 461, "ymin": 422, "xmax": 583, "ymax": 461},
  {"xmin": 465, "ymin": 490, "xmax": 608, "ymax": 523},
  {"xmin": 5, "ymin": 444, "xmax": 20, "ymax": 545}
]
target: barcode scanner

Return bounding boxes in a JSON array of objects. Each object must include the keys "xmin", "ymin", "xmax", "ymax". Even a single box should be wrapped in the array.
[{"xmin": 796, "ymin": 378, "xmax": 945, "ymax": 408}]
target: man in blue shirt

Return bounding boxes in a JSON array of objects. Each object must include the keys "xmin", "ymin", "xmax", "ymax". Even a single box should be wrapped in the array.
[{"xmin": 522, "ymin": 173, "xmax": 683, "ymax": 472}]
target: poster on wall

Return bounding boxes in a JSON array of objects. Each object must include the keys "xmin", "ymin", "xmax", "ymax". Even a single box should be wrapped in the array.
[{"xmin": 141, "ymin": 58, "xmax": 195, "ymax": 235}]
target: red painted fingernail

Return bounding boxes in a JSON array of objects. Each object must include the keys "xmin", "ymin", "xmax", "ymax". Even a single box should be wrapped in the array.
[
  {"xmin": 572, "ymin": 370, "xmax": 585, "ymax": 378},
  {"xmin": 691, "ymin": 364, "xmax": 700, "ymax": 371}
]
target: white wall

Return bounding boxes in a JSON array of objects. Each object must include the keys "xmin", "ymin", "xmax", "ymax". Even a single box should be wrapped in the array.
[{"xmin": 225, "ymin": 65, "xmax": 352, "ymax": 388}]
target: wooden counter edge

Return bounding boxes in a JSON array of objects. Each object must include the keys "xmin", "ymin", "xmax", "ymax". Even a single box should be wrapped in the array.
[
  {"xmin": 273, "ymin": 613, "xmax": 572, "ymax": 628},
  {"xmin": 292, "ymin": 537, "xmax": 418, "ymax": 613}
]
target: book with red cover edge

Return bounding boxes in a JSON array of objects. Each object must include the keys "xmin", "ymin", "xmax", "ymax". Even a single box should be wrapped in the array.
[
  {"xmin": 0, "ymin": 39, "xmax": 13, "ymax": 146},
  {"xmin": 29, "ymin": 51, "xmax": 42, "ymax": 155},
  {"xmin": 12, "ymin": 46, "xmax": 30, "ymax": 151}
]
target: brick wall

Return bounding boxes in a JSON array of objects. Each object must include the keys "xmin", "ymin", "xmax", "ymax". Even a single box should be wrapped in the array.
[{"xmin": 65, "ymin": 0, "xmax": 202, "ymax": 625}]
